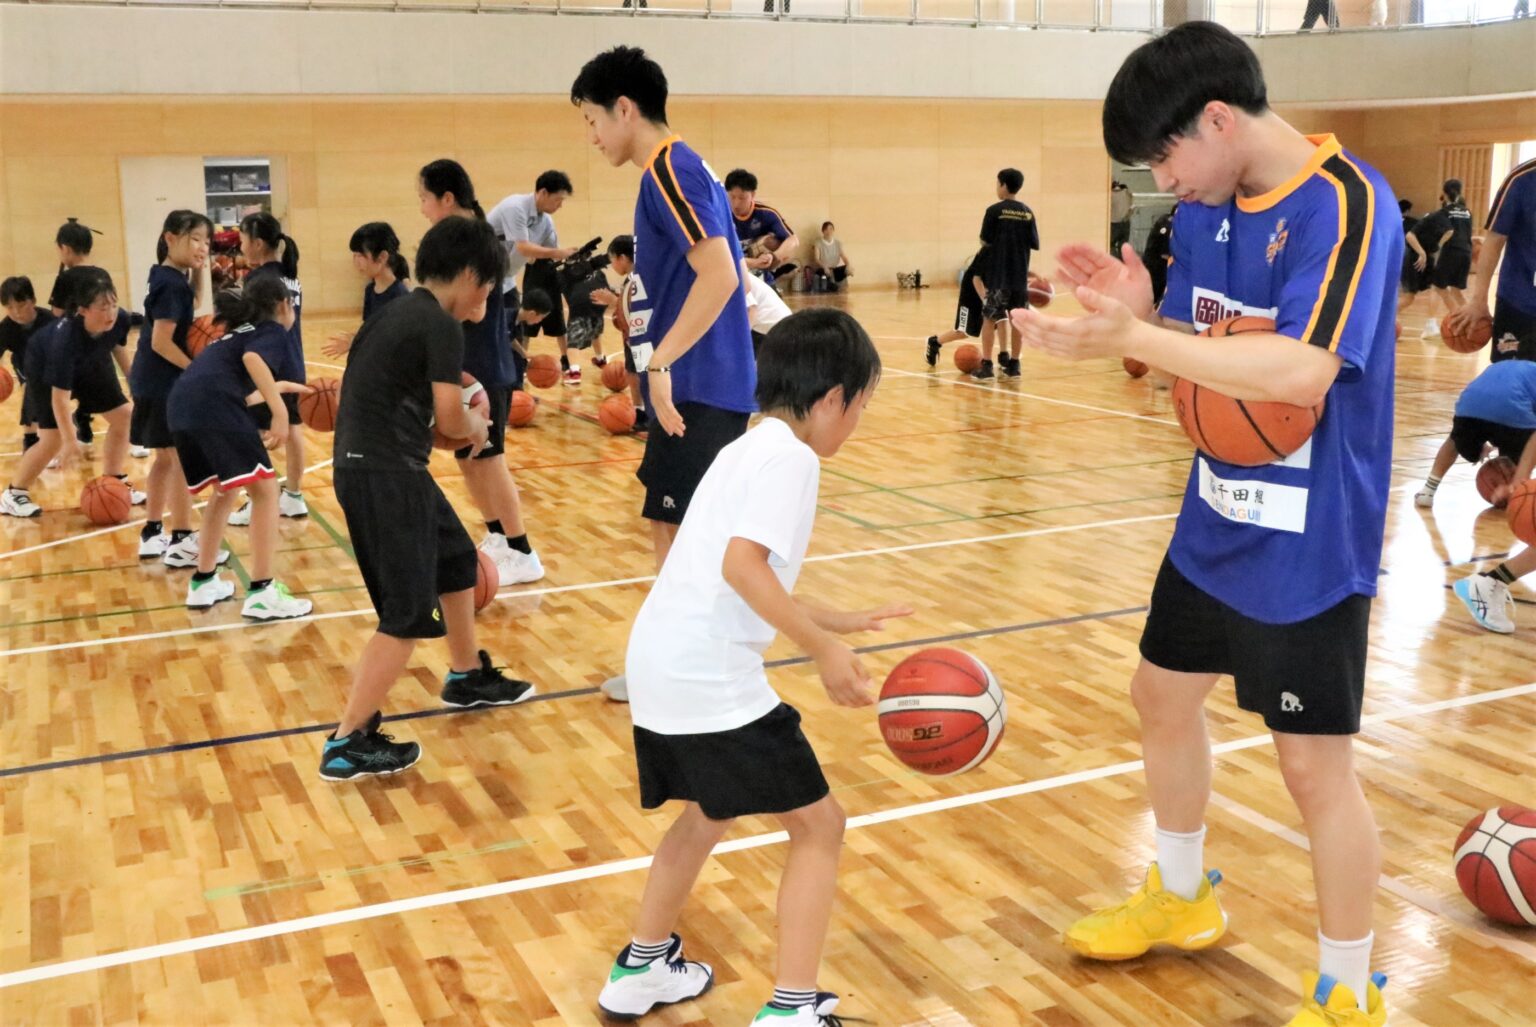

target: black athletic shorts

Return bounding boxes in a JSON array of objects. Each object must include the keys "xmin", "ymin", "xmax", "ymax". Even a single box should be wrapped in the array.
[
  {"xmin": 1490, "ymin": 302, "xmax": 1536, "ymax": 363},
  {"xmin": 523, "ymin": 264, "xmax": 565, "ymax": 337},
  {"xmin": 955, "ymin": 278, "xmax": 983, "ymax": 338},
  {"xmin": 130, "ymin": 394, "xmax": 175, "ymax": 450},
  {"xmin": 1400, "ymin": 258, "xmax": 1431, "ymax": 295},
  {"xmin": 1139, "ymin": 555, "xmax": 1370, "ymax": 735},
  {"xmin": 334, "ymin": 468, "xmax": 477, "ymax": 640},
  {"xmin": 982, "ymin": 287, "xmax": 1023, "ymax": 323},
  {"xmin": 22, "ymin": 376, "xmax": 53, "ymax": 429},
  {"xmin": 1432, "ymin": 248, "xmax": 1472, "ymax": 290},
  {"xmin": 636, "ymin": 401, "xmax": 749, "ymax": 524},
  {"xmin": 175, "ymin": 429, "xmax": 275, "ymax": 494},
  {"xmin": 72, "ymin": 362, "xmax": 128, "ymax": 417},
  {"xmin": 634, "ymin": 703, "xmax": 830, "ymax": 821},
  {"xmin": 1450, "ymin": 415, "xmax": 1534, "ymax": 464},
  {"xmin": 455, "ymin": 383, "xmax": 510, "ymax": 461}
]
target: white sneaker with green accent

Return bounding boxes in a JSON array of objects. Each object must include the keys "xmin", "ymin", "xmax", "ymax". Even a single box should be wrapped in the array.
[
  {"xmin": 0, "ymin": 487, "xmax": 41, "ymax": 518},
  {"xmin": 163, "ymin": 532, "xmax": 231, "ymax": 569},
  {"xmin": 751, "ymin": 992, "xmax": 844, "ymax": 1025},
  {"xmin": 186, "ymin": 574, "xmax": 236, "ymax": 609},
  {"xmin": 242, "ymin": 582, "xmax": 313, "ymax": 621},
  {"xmin": 279, "ymin": 490, "xmax": 308, "ymax": 518},
  {"xmin": 597, "ymin": 934, "xmax": 712, "ymax": 1020}
]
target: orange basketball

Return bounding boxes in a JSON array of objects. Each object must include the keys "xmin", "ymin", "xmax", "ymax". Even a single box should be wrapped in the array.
[
  {"xmin": 509, "ymin": 389, "xmax": 536, "ymax": 428},
  {"xmin": 186, "ymin": 315, "xmax": 224, "ymax": 358},
  {"xmin": 1026, "ymin": 272, "xmax": 1054, "ymax": 308},
  {"xmin": 0, "ymin": 365, "xmax": 13, "ymax": 403},
  {"xmin": 1123, "ymin": 357, "xmax": 1149, "ymax": 378},
  {"xmin": 878, "ymin": 648, "xmax": 1006, "ymax": 776},
  {"xmin": 1172, "ymin": 317, "xmax": 1324, "ymax": 466},
  {"xmin": 432, "ymin": 372, "xmax": 491, "ymax": 451},
  {"xmin": 1443, "ymin": 315, "xmax": 1493, "ymax": 354},
  {"xmin": 1454, "ymin": 806, "xmax": 1536, "ymax": 926},
  {"xmin": 601, "ymin": 360, "xmax": 628, "ymax": 392},
  {"xmin": 953, "ymin": 343, "xmax": 981, "ymax": 374},
  {"xmin": 474, "ymin": 549, "xmax": 499, "ymax": 612},
  {"xmin": 598, "ymin": 394, "xmax": 636, "ymax": 435},
  {"xmin": 1507, "ymin": 479, "xmax": 1536, "ymax": 545},
  {"xmin": 1477, "ymin": 456, "xmax": 1516, "ymax": 508},
  {"xmin": 526, "ymin": 354, "xmax": 560, "ymax": 389},
  {"xmin": 297, "ymin": 377, "xmax": 340, "ymax": 432},
  {"xmin": 80, "ymin": 475, "xmax": 131, "ymax": 525}
]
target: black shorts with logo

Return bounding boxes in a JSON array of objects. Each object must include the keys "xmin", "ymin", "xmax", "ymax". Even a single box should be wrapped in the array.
[
  {"xmin": 335, "ymin": 468, "xmax": 478, "ymax": 640},
  {"xmin": 636, "ymin": 401, "xmax": 749, "ymax": 524},
  {"xmin": 1490, "ymin": 302, "xmax": 1536, "ymax": 363},
  {"xmin": 1139, "ymin": 555, "xmax": 1370, "ymax": 735},
  {"xmin": 981, "ymin": 287, "xmax": 1023, "ymax": 324},
  {"xmin": 955, "ymin": 278, "xmax": 983, "ymax": 338}
]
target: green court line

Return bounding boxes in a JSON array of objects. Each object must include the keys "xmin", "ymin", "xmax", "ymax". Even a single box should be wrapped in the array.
[
  {"xmin": 816, "ymin": 502, "xmax": 884, "ymax": 530},
  {"xmin": 309, "ymin": 507, "xmax": 356, "ymax": 562},
  {"xmin": 0, "ymin": 542, "xmax": 341, "ymax": 585},
  {"xmin": 224, "ymin": 548, "xmax": 251, "ymax": 591},
  {"xmin": 820, "ymin": 466, "xmax": 972, "ymax": 519},
  {"xmin": 0, "ymin": 583, "xmax": 367, "ymax": 631},
  {"xmin": 203, "ymin": 837, "xmax": 537, "ymax": 901}
]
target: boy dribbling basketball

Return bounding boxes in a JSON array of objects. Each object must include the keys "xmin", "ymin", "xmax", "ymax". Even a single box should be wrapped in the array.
[
  {"xmin": 595, "ymin": 309, "xmax": 909, "ymax": 1025},
  {"xmin": 1012, "ymin": 24, "xmax": 1399, "ymax": 1027}
]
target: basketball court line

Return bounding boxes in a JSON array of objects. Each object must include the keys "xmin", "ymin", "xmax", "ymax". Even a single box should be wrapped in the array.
[
  {"xmin": 0, "ymin": 511, "xmax": 1179, "ymax": 661},
  {"xmin": 883, "ymin": 367, "xmax": 1179, "ymax": 427},
  {"xmin": 0, "ymin": 606, "xmax": 1152, "ymax": 781},
  {"xmin": 1, "ymin": 679, "xmax": 1530, "ymax": 991}
]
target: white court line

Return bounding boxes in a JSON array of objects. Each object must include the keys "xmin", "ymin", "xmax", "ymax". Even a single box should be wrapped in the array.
[
  {"xmin": 883, "ymin": 367, "xmax": 1179, "ymax": 427},
  {"xmin": 1, "ymin": 678, "xmax": 1529, "ymax": 991},
  {"xmin": 0, "ymin": 512, "xmax": 1178, "ymax": 660},
  {"xmin": 1208, "ymin": 793, "xmax": 1536, "ymax": 964},
  {"xmin": 0, "ymin": 458, "xmax": 335, "ymax": 562}
]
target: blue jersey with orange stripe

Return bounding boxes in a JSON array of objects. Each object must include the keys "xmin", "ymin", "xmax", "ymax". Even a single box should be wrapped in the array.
[
  {"xmin": 631, "ymin": 135, "xmax": 756, "ymax": 414},
  {"xmin": 1487, "ymin": 157, "xmax": 1536, "ymax": 319},
  {"xmin": 1158, "ymin": 134, "xmax": 1401, "ymax": 624}
]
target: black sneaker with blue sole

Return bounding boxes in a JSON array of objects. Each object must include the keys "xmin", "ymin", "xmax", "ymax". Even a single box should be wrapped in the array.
[
  {"xmin": 442, "ymin": 650, "xmax": 538, "ymax": 708},
  {"xmin": 319, "ymin": 711, "xmax": 422, "ymax": 781}
]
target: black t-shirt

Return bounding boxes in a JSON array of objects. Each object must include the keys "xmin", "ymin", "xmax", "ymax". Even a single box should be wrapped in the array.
[
  {"xmin": 129, "ymin": 264, "xmax": 194, "ymax": 400},
  {"xmin": 38, "ymin": 315, "xmax": 121, "ymax": 398},
  {"xmin": 1438, "ymin": 201, "xmax": 1475, "ymax": 253},
  {"xmin": 334, "ymin": 288, "xmax": 464, "ymax": 472},
  {"xmin": 363, "ymin": 279, "xmax": 409, "ymax": 321},
  {"xmin": 168, "ymin": 321, "xmax": 290, "ymax": 434},
  {"xmin": 0, "ymin": 308, "xmax": 56, "ymax": 379},
  {"xmin": 979, "ymin": 199, "xmax": 1040, "ymax": 292},
  {"xmin": 1144, "ymin": 212, "xmax": 1174, "ymax": 264}
]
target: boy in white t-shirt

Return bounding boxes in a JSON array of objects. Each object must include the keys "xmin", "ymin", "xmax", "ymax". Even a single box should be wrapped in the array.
[
  {"xmin": 744, "ymin": 259, "xmax": 791, "ymax": 356},
  {"xmin": 597, "ymin": 308, "xmax": 909, "ymax": 1026}
]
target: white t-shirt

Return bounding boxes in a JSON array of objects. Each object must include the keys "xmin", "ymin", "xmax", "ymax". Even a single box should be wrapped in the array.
[
  {"xmin": 626, "ymin": 417, "xmax": 821, "ymax": 734},
  {"xmin": 487, "ymin": 193, "xmax": 557, "ymax": 286},
  {"xmin": 744, "ymin": 269, "xmax": 791, "ymax": 334},
  {"xmin": 814, "ymin": 237, "xmax": 843, "ymax": 267}
]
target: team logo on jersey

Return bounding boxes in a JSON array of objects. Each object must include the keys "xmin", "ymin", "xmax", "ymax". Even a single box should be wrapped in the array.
[
  {"xmin": 1190, "ymin": 287, "xmax": 1278, "ymax": 331},
  {"xmin": 1215, "ymin": 219, "xmax": 1231, "ymax": 243},
  {"xmin": 1265, "ymin": 219, "xmax": 1290, "ymax": 266}
]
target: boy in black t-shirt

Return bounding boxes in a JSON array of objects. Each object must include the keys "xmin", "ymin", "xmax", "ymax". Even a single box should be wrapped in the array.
[
  {"xmin": 924, "ymin": 250, "xmax": 989, "ymax": 366},
  {"xmin": 974, "ymin": 168, "xmax": 1040, "ymax": 379},
  {"xmin": 0, "ymin": 276, "xmax": 56, "ymax": 452},
  {"xmin": 322, "ymin": 217, "xmax": 538, "ymax": 782},
  {"xmin": 49, "ymin": 219, "xmax": 103, "ymax": 445}
]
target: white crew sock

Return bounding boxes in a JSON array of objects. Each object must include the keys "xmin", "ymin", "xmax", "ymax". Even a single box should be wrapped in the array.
[
  {"xmin": 1318, "ymin": 930, "xmax": 1374, "ymax": 1012},
  {"xmin": 1155, "ymin": 825, "xmax": 1206, "ymax": 901}
]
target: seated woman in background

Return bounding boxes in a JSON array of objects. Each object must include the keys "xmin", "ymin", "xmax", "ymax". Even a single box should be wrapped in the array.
[{"xmin": 812, "ymin": 221, "xmax": 853, "ymax": 292}]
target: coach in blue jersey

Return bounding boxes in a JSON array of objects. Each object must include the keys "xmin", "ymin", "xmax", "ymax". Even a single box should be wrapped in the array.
[
  {"xmin": 1012, "ymin": 24, "xmax": 1399, "ymax": 1026},
  {"xmin": 573, "ymin": 46, "xmax": 757, "ymax": 704},
  {"xmin": 1450, "ymin": 155, "xmax": 1536, "ymax": 362}
]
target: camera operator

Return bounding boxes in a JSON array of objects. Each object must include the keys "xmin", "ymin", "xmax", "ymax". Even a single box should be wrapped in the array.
[
  {"xmin": 488, "ymin": 171, "xmax": 579, "ymax": 384},
  {"xmin": 556, "ymin": 236, "xmax": 615, "ymax": 372}
]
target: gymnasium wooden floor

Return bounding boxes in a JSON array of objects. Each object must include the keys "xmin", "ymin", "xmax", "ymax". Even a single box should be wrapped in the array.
[{"xmin": 1, "ymin": 288, "xmax": 1532, "ymax": 1026}]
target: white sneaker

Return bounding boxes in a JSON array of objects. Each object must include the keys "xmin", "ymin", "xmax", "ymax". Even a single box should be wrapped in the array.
[
  {"xmin": 1454, "ymin": 574, "xmax": 1516, "ymax": 633},
  {"xmin": 600, "ymin": 674, "xmax": 629, "ymax": 703},
  {"xmin": 242, "ymin": 581, "xmax": 313, "ymax": 621},
  {"xmin": 138, "ymin": 531, "xmax": 171, "ymax": 558},
  {"xmin": 46, "ymin": 457, "xmax": 60, "ymax": 470},
  {"xmin": 130, "ymin": 445, "xmax": 150, "ymax": 459},
  {"xmin": 185, "ymin": 574, "xmax": 236, "ymax": 609},
  {"xmin": 163, "ymin": 532, "xmax": 232, "ymax": 569},
  {"xmin": 478, "ymin": 532, "xmax": 511, "ymax": 568},
  {"xmin": 279, "ymin": 490, "xmax": 308, "ymax": 518},
  {"xmin": 227, "ymin": 499, "xmax": 252, "ymax": 526},
  {"xmin": 748, "ymin": 993, "xmax": 844, "ymax": 1026},
  {"xmin": 0, "ymin": 487, "xmax": 41, "ymax": 518},
  {"xmin": 497, "ymin": 548, "xmax": 545, "ymax": 585},
  {"xmin": 1425, "ymin": 318, "xmax": 1441, "ymax": 338},
  {"xmin": 597, "ymin": 934, "xmax": 713, "ymax": 1020},
  {"xmin": 127, "ymin": 483, "xmax": 147, "ymax": 506},
  {"xmin": 1414, "ymin": 488, "xmax": 1435, "ymax": 508}
]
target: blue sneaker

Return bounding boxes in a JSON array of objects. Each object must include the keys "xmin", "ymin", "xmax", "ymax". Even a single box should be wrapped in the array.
[{"xmin": 319, "ymin": 712, "xmax": 421, "ymax": 781}]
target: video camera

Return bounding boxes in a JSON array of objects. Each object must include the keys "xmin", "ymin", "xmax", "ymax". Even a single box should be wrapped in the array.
[{"xmin": 554, "ymin": 236, "xmax": 610, "ymax": 296}]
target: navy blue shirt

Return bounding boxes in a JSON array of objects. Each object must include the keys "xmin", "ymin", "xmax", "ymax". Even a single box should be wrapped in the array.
[
  {"xmin": 247, "ymin": 261, "xmax": 305, "ymax": 385},
  {"xmin": 129, "ymin": 264, "xmax": 194, "ymax": 400},
  {"xmin": 168, "ymin": 320, "xmax": 290, "ymax": 434},
  {"xmin": 40, "ymin": 311, "xmax": 131, "ymax": 397},
  {"xmin": 0, "ymin": 308, "xmax": 56, "ymax": 381},
  {"xmin": 461, "ymin": 275, "xmax": 513, "ymax": 388},
  {"xmin": 363, "ymin": 279, "xmax": 409, "ymax": 321}
]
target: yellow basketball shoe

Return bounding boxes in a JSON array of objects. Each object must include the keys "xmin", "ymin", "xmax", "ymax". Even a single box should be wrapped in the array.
[
  {"xmin": 1063, "ymin": 865, "xmax": 1227, "ymax": 960},
  {"xmin": 1284, "ymin": 972, "xmax": 1389, "ymax": 1027}
]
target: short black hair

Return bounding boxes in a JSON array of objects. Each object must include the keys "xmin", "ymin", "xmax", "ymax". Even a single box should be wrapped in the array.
[
  {"xmin": 1102, "ymin": 21, "xmax": 1268, "ymax": 167},
  {"xmin": 570, "ymin": 46, "xmax": 669, "ymax": 125},
  {"xmin": 520, "ymin": 288, "xmax": 553, "ymax": 314},
  {"xmin": 998, "ymin": 168, "xmax": 1024, "ymax": 194},
  {"xmin": 414, "ymin": 216, "xmax": 508, "ymax": 288},
  {"xmin": 68, "ymin": 267, "xmax": 116, "ymax": 314},
  {"xmin": 755, "ymin": 309, "xmax": 880, "ymax": 418},
  {"xmin": 724, "ymin": 169, "xmax": 758, "ymax": 193},
  {"xmin": 607, "ymin": 234, "xmax": 634, "ymax": 261},
  {"xmin": 1399, "ymin": 198, "xmax": 1413, "ymax": 213},
  {"xmin": 0, "ymin": 276, "xmax": 36, "ymax": 305},
  {"xmin": 56, "ymin": 219, "xmax": 95, "ymax": 256},
  {"xmin": 214, "ymin": 275, "xmax": 290, "ymax": 328},
  {"xmin": 536, "ymin": 170, "xmax": 574, "ymax": 196},
  {"xmin": 821, "ymin": 221, "xmax": 834, "ymax": 231},
  {"xmin": 349, "ymin": 221, "xmax": 400, "ymax": 260}
]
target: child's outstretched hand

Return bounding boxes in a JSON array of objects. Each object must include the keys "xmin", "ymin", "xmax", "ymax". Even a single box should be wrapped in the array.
[
  {"xmin": 322, "ymin": 332, "xmax": 354, "ymax": 359},
  {"xmin": 815, "ymin": 640, "xmax": 876, "ymax": 708},
  {"xmin": 827, "ymin": 603, "xmax": 914, "ymax": 634}
]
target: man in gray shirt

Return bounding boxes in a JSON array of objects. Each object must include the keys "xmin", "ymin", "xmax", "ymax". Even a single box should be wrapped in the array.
[{"xmin": 488, "ymin": 171, "xmax": 579, "ymax": 383}]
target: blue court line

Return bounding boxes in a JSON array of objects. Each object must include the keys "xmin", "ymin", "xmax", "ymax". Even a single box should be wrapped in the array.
[{"xmin": 0, "ymin": 606, "xmax": 1150, "ymax": 781}]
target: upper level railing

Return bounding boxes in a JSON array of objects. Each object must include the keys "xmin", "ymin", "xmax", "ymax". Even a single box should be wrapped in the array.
[{"xmin": 5, "ymin": 0, "xmax": 1530, "ymax": 34}]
